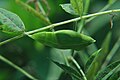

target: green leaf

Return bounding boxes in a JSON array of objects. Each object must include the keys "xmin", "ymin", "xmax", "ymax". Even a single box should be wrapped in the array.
[
  {"xmin": 0, "ymin": 8, "xmax": 25, "ymax": 34},
  {"xmin": 60, "ymin": 4, "xmax": 79, "ymax": 16},
  {"xmin": 103, "ymin": 37, "xmax": 120, "ymax": 67},
  {"xmin": 95, "ymin": 60, "xmax": 120, "ymax": 80},
  {"xmin": 99, "ymin": 31, "xmax": 112, "ymax": 67},
  {"xmin": 52, "ymin": 60, "xmax": 82, "ymax": 80},
  {"xmin": 70, "ymin": 0, "xmax": 83, "ymax": 16},
  {"xmin": 85, "ymin": 49, "xmax": 101, "ymax": 72},
  {"xmin": 86, "ymin": 31, "xmax": 112, "ymax": 80},
  {"xmin": 109, "ymin": 71, "xmax": 120, "ymax": 80},
  {"xmin": 101, "ymin": 31, "xmax": 112, "ymax": 55}
]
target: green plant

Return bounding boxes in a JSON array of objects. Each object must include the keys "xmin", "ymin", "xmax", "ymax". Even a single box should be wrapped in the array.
[{"xmin": 0, "ymin": 0, "xmax": 120, "ymax": 80}]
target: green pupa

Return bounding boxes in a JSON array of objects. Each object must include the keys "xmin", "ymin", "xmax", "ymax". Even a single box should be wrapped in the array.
[{"xmin": 29, "ymin": 30, "xmax": 96, "ymax": 50}]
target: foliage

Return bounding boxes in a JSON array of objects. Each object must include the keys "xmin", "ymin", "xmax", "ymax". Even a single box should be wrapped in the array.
[{"xmin": 0, "ymin": 0, "xmax": 120, "ymax": 80}]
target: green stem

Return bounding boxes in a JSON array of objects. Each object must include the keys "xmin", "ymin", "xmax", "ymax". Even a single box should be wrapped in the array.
[
  {"xmin": 37, "ymin": 0, "xmax": 46, "ymax": 15},
  {"xmin": 86, "ymin": 0, "xmax": 117, "ymax": 23},
  {"xmin": 78, "ymin": 0, "xmax": 90, "ymax": 32},
  {"xmin": 36, "ymin": 0, "xmax": 51, "ymax": 23},
  {"xmin": 26, "ymin": 9, "xmax": 120, "ymax": 35},
  {"xmin": 0, "ymin": 54, "xmax": 38, "ymax": 80},
  {"xmin": 15, "ymin": 0, "xmax": 51, "ymax": 25},
  {"xmin": 1, "ymin": 9, "xmax": 120, "ymax": 46},
  {"xmin": 0, "ymin": 34, "xmax": 24, "ymax": 46},
  {"xmin": 70, "ymin": 57, "xmax": 87, "ymax": 80}
]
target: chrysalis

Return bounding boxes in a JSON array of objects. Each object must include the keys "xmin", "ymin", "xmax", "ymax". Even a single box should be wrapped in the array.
[{"xmin": 29, "ymin": 30, "xmax": 96, "ymax": 50}]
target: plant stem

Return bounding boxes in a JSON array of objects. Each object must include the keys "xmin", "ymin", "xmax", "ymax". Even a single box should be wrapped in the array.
[
  {"xmin": 26, "ymin": 9, "xmax": 120, "ymax": 34},
  {"xmin": 0, "ymin": 54, "xmax": 38, "ymax": 80},
  {"xmin": 86, "ymin": 0, "xmax": 117, "ymax": 23},
  {"xmin": 16, "ymin": 0, "xmax": 51, "ymax": 25},
  {"xmin": 36, "ymin": 0, "xmax": 51, "ymax": 23},
  {"xmin": 70, "ymin": 57, "xmax": 87, "ymax": 80},
  {"xmin": 0, "ymin": 34, "xmax": 24, "ymax": 46},
  {"xmin": 37, "ymin": 0, "xmax": 46, "ymax": 15},
  {"xmin": 78, "ymin": 0, "xmax": 90, "ymax": 32},
  {"xmin": 1, "ymin": 9, "xmax": 120, "ymax": 46}
]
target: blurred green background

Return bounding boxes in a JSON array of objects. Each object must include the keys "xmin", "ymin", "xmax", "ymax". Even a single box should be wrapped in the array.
[{"xmin": 0, "ymin": 0, "xmax": 120, "ymax": 80}]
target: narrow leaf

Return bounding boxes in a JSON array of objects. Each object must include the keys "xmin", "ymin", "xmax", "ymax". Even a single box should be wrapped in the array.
[
  {"xmin": 0, "ymin": 8, "xmax": 25, "ymax": 34},
  {"xmin": 109, "ymin": 71, "xmax": 120, "ymax": 80},
  {"xmin": 101, "ymin": 31, "xmax": 112, "ymax": 55},
  {"xmin": 70, "ymin": 0, "xmax": 83, "ymax": 16},
  {"xmin": 95, "ymin": 60, "xmax": 120, "ymax": 80},
  {"xmin": 60, "ymin": 4, "xmax": 79, "ymax": 16},
  {"xmin": 86, "ymin": 31, "xmax": 112, "ymax": 80},
  {"xmin": 52, "ymin": 60, "xmax": 82, "ymax": 80},
  {"xmin": 85, "ymin": 49, "xmax": 101, "ymax": 72},
  {"xmin": 103, "ymin": 37, "xmax": 120, "ymax": 67}
]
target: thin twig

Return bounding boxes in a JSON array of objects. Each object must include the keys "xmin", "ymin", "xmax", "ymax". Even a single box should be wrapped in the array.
[
  {"xmin": 16, "ymin": 0, "xmax": 51, "ymax": 24},
  {"xmin": 0, "ymin": 34, "xmax": 24, "ymax": 46},
  {"xmin": 36, "ymin": 0, "xmax": 51, "ymax": 22},
  {"xmin": 78, "ymin": 0, "xmax": 90, "ymax": 32},
  {"xmin": 0, "ymin": 54, "xmax": 38, "ymax": 80},
  {"xmin": 70, "ymin": 57, "xmax": 87, "ymax": 80},
  {"xmin": 86, "ymin": 0, "xmax": 117, "ymax": 23},
  {"xmin": 26, "ymin": 9, "xmax": 120, "ymax": 35}
]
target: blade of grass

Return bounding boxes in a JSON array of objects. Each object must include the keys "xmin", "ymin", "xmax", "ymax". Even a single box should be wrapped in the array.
[
  {"xmin": 109, "ymin": 71, "xmax": 120, "ymax": 80},
  {"xmin": 85, "ymin": 49, "xmax": 101, "ymax": 72},
  {"xmin": 95, "ymin": 60, "xmax": 120, "ymax": 80},
  {"xmin": 0, "ymin": 54, "xmax": 38, "ymax": 80},
  {"xmin": 102, "ymin": 64, "xmax": 120, "ymax": 80},
  {"xmin": 86, "ymin": 31, "xmax": 112, "ymax": 80},
  {"xmin": 102, "ymin": 37, "xmax": 120, "ymax": 67}
]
